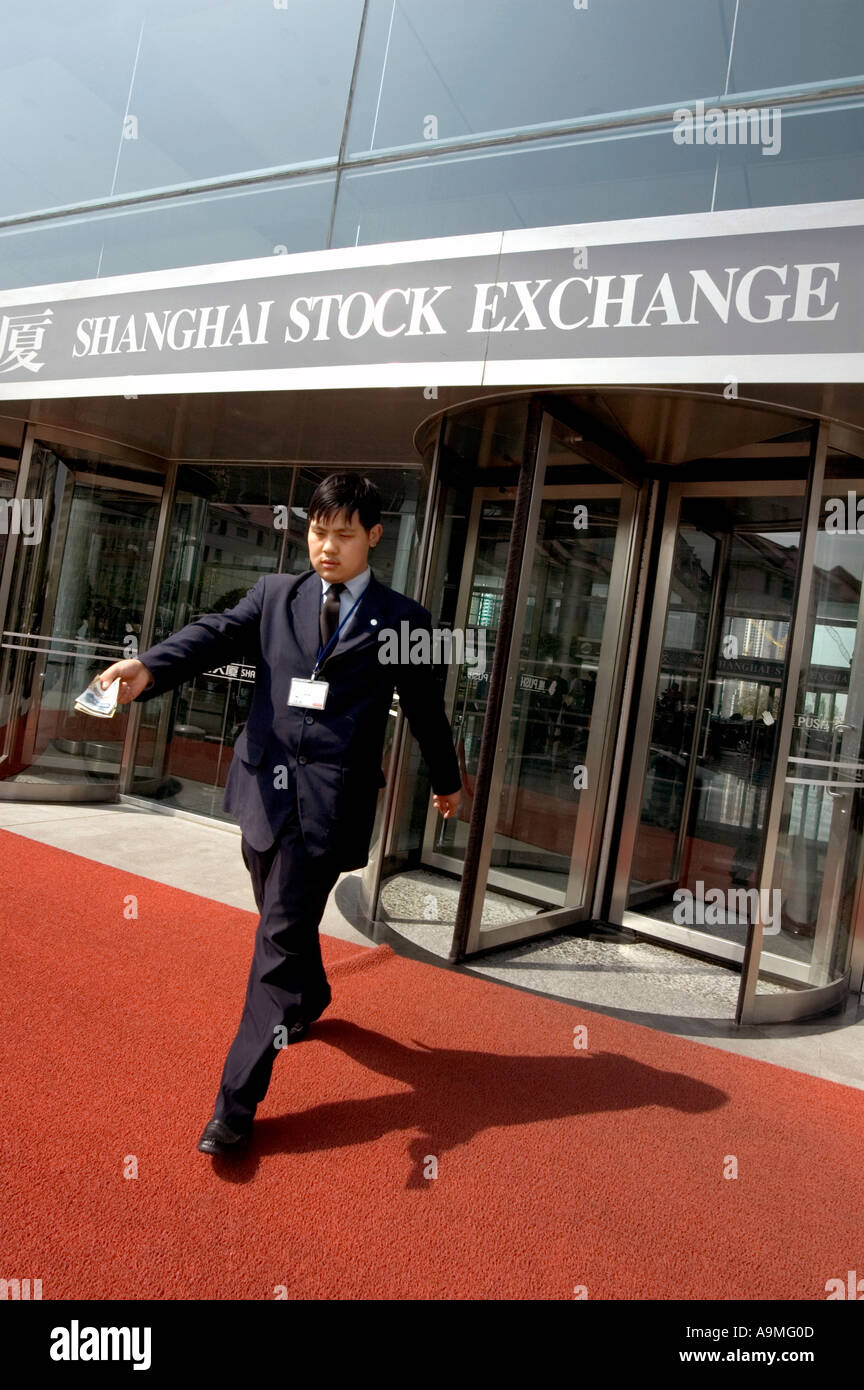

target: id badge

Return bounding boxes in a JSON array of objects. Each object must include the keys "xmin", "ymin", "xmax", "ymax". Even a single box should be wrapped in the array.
[{"xmin": 288, "ymin": 677, "xmax": 329, "ymax": 710}]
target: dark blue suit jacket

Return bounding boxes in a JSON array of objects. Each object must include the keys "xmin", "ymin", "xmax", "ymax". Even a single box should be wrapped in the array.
[{"xmin": 134, "ymin": 570, "xmax": 462, "ymax": 869}]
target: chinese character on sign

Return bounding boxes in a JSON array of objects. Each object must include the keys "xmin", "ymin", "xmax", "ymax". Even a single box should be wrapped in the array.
[{"xmin": 0, "ymin": 308, "xmax": 54, "ymax": 373}]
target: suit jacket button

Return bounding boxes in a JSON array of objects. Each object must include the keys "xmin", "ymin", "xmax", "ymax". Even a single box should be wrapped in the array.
[
  {"xmin": 304, "ymin": 715, "xmax": 314, "ymax": 724},
  {"xmin": 298, "ymin": 755, "xmax": 307, "ymax": 764}
]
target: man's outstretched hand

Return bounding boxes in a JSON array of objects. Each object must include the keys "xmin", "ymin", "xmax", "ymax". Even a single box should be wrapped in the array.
[
  {"xmin": 433, "ymin": 790, "xmax": 461, "ymax": 819},
  {"xmin": 96, "ymin": 658, "xmax": 154, "ymax": 705}
]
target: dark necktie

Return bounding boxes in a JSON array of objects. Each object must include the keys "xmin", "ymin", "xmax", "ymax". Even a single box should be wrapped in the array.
[{"xmin": 320, "ymin": 581, "xmax": 346, "ymax": 652}]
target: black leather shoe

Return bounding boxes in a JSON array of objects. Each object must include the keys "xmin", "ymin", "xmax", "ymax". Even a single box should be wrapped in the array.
[
  {"xmin": 197, "ymin": 1118, "xmax": 250, "ymax": 1157},
  {"xmin": 285, "ymin": 996, "xmax": 331, "ymax": 1043}
]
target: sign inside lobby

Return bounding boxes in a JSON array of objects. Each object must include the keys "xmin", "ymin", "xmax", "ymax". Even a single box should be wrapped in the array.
[{"xmin": 0, "ymin": 201, "xmax": 860, "ymax": 398}]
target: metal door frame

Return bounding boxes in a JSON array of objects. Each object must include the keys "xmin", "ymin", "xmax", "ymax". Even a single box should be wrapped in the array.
[{"xmin": 360, "ymin": 419, "xmax": 447, "ymax": 924}]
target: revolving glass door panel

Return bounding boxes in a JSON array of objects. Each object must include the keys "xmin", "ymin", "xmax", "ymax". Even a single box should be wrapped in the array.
[
  {"xmin": 617, "ymin": 485, "xmax": 805, "ymax": 960},
  {"xmin": 0, "ymin": 442, "xmax": 161, "ymax": 795},
  {"xmin": 427, "ymin": 484, "xmax": 630, "ymax": 912},
  {"xmin": 753, "ymin": 477, "xmax": 864, "ymax": 995}
]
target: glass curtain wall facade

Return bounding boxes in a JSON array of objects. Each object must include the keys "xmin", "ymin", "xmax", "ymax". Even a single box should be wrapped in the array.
[{"xmin": 1, "ymin": 0, "xmax": 863, "ymax": 288}]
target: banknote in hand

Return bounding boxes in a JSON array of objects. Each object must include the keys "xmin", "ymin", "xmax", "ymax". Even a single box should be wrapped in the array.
[{"xmin": 74, "ymin": 675, "xmax": 120, "ymax": 718}]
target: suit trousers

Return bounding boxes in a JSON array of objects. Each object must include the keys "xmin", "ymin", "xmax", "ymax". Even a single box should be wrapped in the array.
[{"xmin": 212, "ymin": 806, "xmax": 342, "ymax": 1133}]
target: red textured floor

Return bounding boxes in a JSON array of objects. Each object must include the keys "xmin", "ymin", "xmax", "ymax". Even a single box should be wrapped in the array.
[{"xmin": 2, "ymin": 827, "xmax": 863, "ymax": 1301}]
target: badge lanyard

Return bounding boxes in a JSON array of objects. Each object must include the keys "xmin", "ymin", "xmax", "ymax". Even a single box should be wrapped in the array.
[{"xmin": 312, "ymin": 590, "xmax": 364, "ymax": 679}]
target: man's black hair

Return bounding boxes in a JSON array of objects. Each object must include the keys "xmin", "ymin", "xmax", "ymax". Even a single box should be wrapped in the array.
[{"xmin": 307, "ymin": 474, "xmax": 382, "ymax": 531}]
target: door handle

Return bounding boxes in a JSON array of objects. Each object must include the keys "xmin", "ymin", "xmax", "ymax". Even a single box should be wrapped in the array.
[{"xmin": 829, "ymin": 721, "xmax": 859, "ymax": 768}]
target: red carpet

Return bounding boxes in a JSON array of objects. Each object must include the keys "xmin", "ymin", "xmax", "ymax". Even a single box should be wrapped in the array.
[{"xmin": 1, "ymin": 826, "xmax": 863, "ymax": 1301}]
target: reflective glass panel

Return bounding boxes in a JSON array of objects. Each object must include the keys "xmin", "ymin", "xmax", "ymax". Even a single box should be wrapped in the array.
[
  {"xmin": 729, "ymin": 0, "xmax": 864, "ymax": 90},
  {"xmin": 334, "ymin": 126, "xmax": 719, "ymax": 246},
  {"xmin": 348, "ymin": 0, "xmax": 736, "ymax": 154},
  {"xmin": 766, "ymin": 466, "xmax": 864, "ymax": 989},
  {"xmin": 0, "ymin": 0, "xmax": 361, "ymax": 217},
  {"xmin": 432, "ymin": 483, "xmax": 625, "ymax": 915},
  {"xmin": 0, "ymin": 442, "xmax": 160, "ymax": 789},
  {"xmin": 715, "ymin": 103, "xmax": 864, "ymax": 214},
  {"xmin": 0, "ymin": 176, "xmax": 335, "ymax": 290},
  {"xmin": 627, "ymin": 491, "xmax": 806, "ymax": 955}
]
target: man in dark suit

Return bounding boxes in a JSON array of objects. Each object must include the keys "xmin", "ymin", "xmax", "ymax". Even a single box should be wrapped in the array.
[{"xmin": 98, "ymin": 475, "xmax": 462, "ymax": 1157}]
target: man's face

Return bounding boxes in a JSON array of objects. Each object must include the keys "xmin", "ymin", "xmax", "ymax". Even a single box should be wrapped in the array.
[{"xmin": 307, "ymin": 508, "xmax": 383, "ymax": 583}]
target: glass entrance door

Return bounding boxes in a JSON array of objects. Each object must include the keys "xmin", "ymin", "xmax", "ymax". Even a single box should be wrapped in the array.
[
  {"xmin": 737, "ymin": 452, "xmax": 864, "ymax": 1019},
  {"xmin": 426, "ymin": 484, "xmax": 631, "ymax": 907},
  {"xmin": 422, "ymin": 408, "xmax": 640, "ymax": 951},
  {"xmin": 0, "ymin": 438, "xmax": 162, "ymax": 798},
  {"xmin": 613, "ymin": 456, "xmax": 864, "ymax": 1021},
  {"xmin": 612, "ymin": 483, "xmax": 806, "ymax": 960}
]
